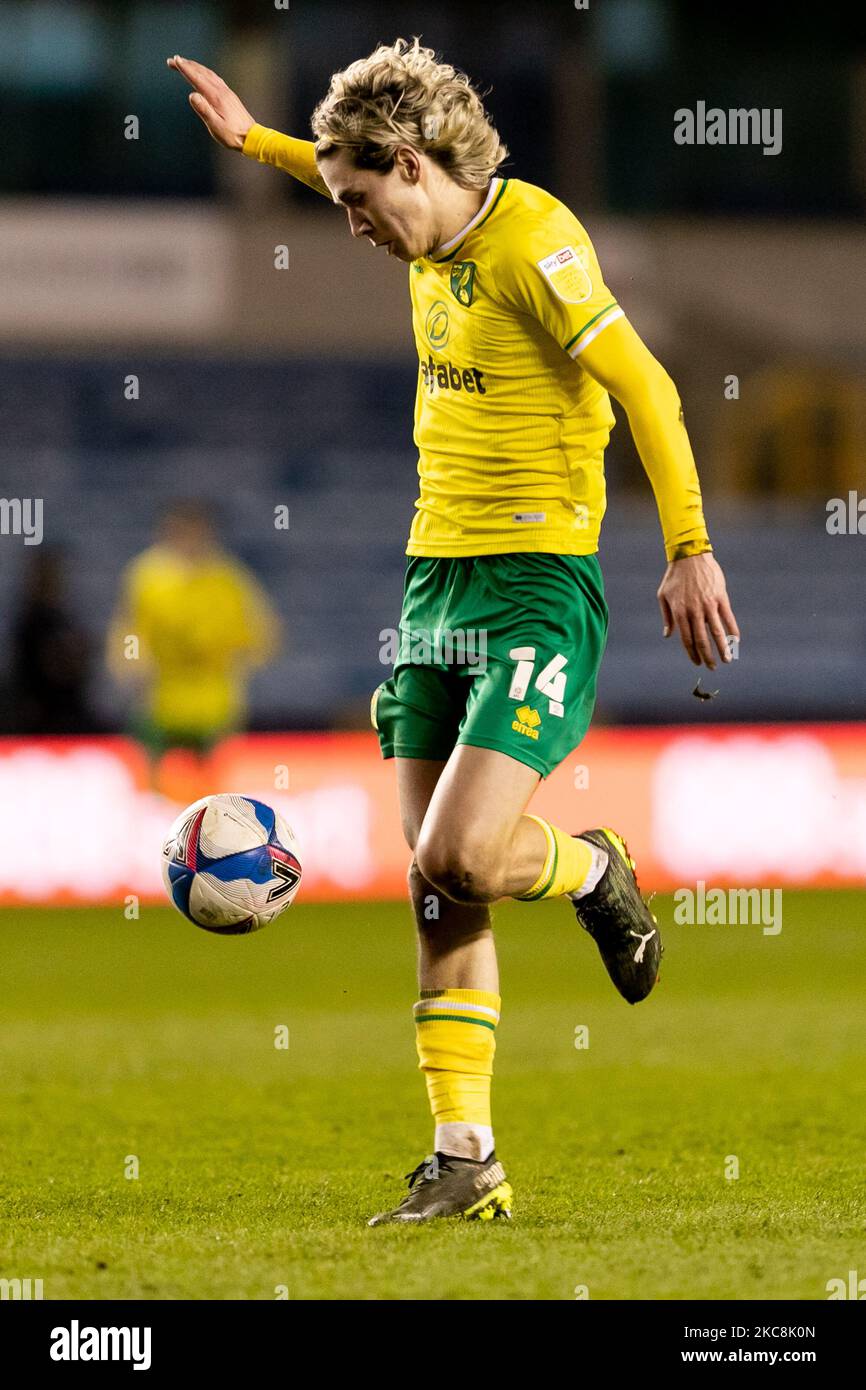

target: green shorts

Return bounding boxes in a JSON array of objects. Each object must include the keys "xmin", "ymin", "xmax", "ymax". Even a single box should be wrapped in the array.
[{"xmin": 371, "ymin": 552, "xmax": 608, "ymax": 778}]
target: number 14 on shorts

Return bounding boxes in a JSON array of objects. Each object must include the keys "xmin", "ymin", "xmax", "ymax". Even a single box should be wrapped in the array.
[{"xmin": 508, "ymin": 647, "xmax": 567, "ymax": 717}]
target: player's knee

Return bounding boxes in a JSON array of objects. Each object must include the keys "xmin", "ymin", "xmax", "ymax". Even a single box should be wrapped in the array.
[
  {"xmin": 415, "ymin": 834, "xmax": 499, "ymax": 905},
  {"xmin": 408, "ymin": 857, "xmax": 447, "ymax": 928},
  {"xmin": 407, "ymin": 855, "xmax": 429, "ymax": 902}
]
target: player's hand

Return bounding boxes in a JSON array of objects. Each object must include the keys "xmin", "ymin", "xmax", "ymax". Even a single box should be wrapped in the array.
[
  {"xmin": 166, "ymin": 55, "xmax": 255, "ymax": 151},
  {"xmin": 657, "ymin": 552, "xmax": 739, "ymax": 669}
]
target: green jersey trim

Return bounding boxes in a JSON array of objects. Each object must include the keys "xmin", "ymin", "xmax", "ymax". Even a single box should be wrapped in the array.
[{"xmin": 564, "ymin": 303, "xmax": 623, "ymax": 358}]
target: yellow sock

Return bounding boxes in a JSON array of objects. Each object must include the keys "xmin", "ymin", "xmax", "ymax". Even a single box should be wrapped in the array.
[
  {"xmin": 414, "ymin": 989, "xmax": 500, "ymax": 1151},
  {"xmin": 515, "ymin": 816, "xmax": 595, "ymax": 900}
]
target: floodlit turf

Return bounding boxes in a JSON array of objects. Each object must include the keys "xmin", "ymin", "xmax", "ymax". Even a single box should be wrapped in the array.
[{"xmin": 1, "ymin": 891, "xmax": 864, "ymax": 1301}]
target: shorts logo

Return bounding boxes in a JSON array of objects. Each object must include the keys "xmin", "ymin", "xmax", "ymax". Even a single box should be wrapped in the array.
[
  {"xmin": 450, "ymin": 260, "xmax": 476, "ymax": 306},
  {"xmin": 536, "ymin": 244, "xmax": 592, "ymax": 305},
  {"xmin": 512, "ymin": 704, "xmax": 541, "ymax": 740},
  {"xmin": 425, "ymin": 300, "xmax": 450, "ymax": 350}
]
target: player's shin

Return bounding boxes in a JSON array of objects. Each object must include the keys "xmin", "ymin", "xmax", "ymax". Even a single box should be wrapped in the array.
[{"xmin": 409, "ymin": 862, "xmax": 499, "ymax": 1161}]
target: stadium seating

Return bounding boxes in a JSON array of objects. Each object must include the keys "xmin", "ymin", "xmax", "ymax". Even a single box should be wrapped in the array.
[{"xmin": 0, "ymin": 356, "xmax": 861, "ymax": 728}]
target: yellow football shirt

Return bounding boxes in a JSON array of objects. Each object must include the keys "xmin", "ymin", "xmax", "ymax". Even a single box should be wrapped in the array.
[
  {"xmin": 407, "ymin": 175, "xmax": 622, "ymax": 556},
  {"xmin": 115, "ymin": 546, "xmax": 278, "ymax": 734},
  {"xmin": 242, "ymin": 125, "xmax": 710, "ymax": 561}
]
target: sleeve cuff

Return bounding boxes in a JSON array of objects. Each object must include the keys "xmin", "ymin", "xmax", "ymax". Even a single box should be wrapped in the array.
[
  {"xmin": 241, "ymin": 123, "xmax": 270, "ymax": 161},
  {"xmin": 666, "ymin": 538, "xmax": 713, "ymax": 562}
]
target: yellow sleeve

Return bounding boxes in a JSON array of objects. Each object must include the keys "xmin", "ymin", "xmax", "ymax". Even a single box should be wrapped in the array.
[
  {"xmin": 579, "ymin": 315, "xmax": 712, "ymax": 561},
  {"xmin": 496, "ymin": 206, "xmax": 709, "ymax": 559},
  {"xmin": 242, "ymin": 123, "xmax": 332, "ymax": 200},
  {"xmin": 106, "ymin": 560, "xmax": 153, "ymax": 682},
  {"xmin": 494, "ymin": 206, "xmax": 624, "ymax": 360},
  {"xmin": 230, "ymin": 565, "xmax": 281, "ymax": 666}
]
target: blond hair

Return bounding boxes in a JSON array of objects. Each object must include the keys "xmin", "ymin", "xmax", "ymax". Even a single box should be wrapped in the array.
[{"xmin": 311, "ymin": 36, "xmax": 508, "ymax": 190}]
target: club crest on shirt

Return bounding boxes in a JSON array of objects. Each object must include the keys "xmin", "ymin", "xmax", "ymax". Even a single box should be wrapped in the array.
[
  {"xmin": 536, "ymin": 245, "xmax": 592, "ymax": 304},
  {"xmin": 450, "ymin": 260, "xmax": 476, "ymax": 306}
]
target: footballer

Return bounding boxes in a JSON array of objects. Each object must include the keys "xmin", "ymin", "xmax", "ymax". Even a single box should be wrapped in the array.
[{"xmin": 168, "ymin": 38, "xmax": 739, "ymax": 1224}]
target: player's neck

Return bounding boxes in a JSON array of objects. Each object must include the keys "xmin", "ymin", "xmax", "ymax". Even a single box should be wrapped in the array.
[{"xmin": 433, "ymin": 181, "xmax": 493, "ymax": 255}]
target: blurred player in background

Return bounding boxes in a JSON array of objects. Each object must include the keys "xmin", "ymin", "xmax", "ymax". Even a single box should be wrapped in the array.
[
  {"xmin": 107, "ymin": 500, "xmax": 279, "ymax": 791},
  {"xmin": 168, "ymin": 39, "xmax": 738, "ymax": 1225}
]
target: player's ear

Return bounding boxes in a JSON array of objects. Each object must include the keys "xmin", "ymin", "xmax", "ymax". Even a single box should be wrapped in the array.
[{"xmin": 394, "ymin": 144, "xmax": 422, "ymax": 185}]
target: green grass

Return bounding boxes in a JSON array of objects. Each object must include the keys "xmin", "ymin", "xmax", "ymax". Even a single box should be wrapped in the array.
[{"xmin": 1, "ymin": 892, "xmax": 864, "ymax": 1300}]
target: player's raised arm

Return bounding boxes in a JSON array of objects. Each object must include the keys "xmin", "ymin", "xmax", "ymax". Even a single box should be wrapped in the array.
[
  {"xmin": 166, "ymin": 54, "xmax": 331, "ymax": 200},
  {"xmin": 578, "ymin": 315, "xmax": 739, "ymax": 670}
]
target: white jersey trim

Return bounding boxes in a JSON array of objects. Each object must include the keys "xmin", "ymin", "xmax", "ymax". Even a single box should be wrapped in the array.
[
  {"xmin": 567, "ymin": 305, "xmax": 624, "ymax": 358},
  {"xmin": 431, "ymin": 178, "xmax": 502, "ymax": 258}
]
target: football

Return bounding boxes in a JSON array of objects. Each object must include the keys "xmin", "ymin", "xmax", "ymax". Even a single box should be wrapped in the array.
[{"xmin": 161, "ymin": 793, "xmax": 302, "ymax": 934}]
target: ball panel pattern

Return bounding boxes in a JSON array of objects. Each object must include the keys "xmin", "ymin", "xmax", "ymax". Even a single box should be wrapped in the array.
[{"xmin": 162, "ymin": 793, "xmax": 302, "ymax": 931}]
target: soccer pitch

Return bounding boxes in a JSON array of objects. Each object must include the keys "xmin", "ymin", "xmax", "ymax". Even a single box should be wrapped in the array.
[{"xmin": 2, "ymin": 893, "xmax": 864, "ymax": 1301}]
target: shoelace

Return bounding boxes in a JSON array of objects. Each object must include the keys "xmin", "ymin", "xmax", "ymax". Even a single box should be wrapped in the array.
[
  {"xmin": 403, "ymin": 1153, "xmax": 466, "ymax": 1189},
  {"xmin": 404, "ymin": 1157, "xmax": 439, "ymax": 1188}
]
